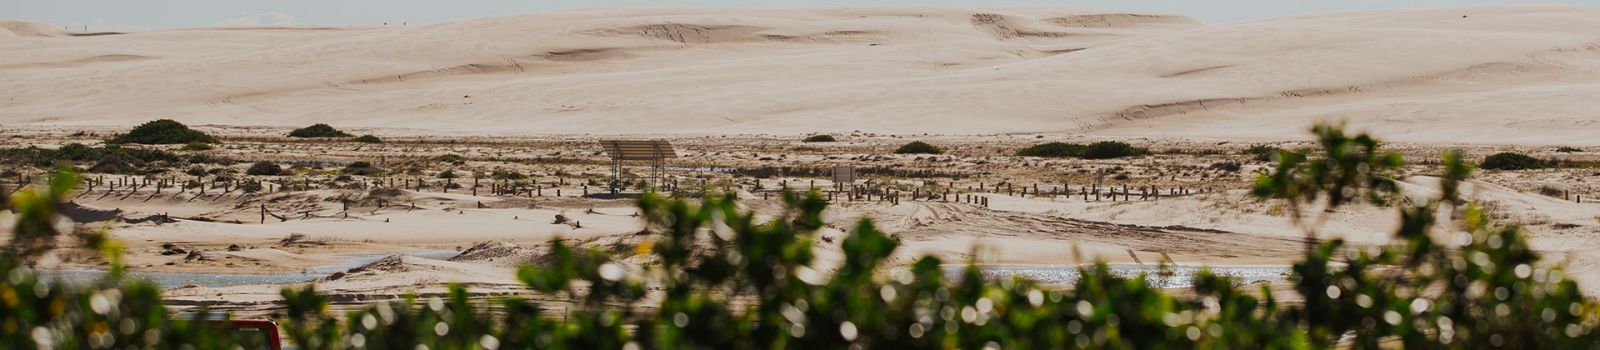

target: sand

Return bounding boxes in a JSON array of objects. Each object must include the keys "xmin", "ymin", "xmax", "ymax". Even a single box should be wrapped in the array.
[{"xmin": 4, "ymin": 5, "xmax": 1600, "ymax": 144}]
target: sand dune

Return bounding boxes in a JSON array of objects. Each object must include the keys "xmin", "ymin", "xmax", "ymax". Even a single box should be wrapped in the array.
[
  {"xmin": 4, "ymin": 6, "xmax": 1600, "ymax": 144},
  {"xmin": 0, "ymin": 19, "xmax": 67, "ymax": 38}
]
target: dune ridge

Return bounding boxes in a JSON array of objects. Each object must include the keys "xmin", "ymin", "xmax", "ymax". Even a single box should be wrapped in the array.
[{"xmin": 3, "ymin": 6, "xmax": 1600, "ymax": 144}]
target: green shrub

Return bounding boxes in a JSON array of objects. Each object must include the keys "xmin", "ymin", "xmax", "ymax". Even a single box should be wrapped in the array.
[
  {"xmin": 354, "ymin": 134, "xmax": 383, "ymax": 143},
  {"xmin": 180, "ymin": 142, "xmax": 214, "ymax": 151},
  {"xmin": 491, "ymin": 170, "xmax": 526, "ymax": 180},
  {"xmin": 245, "ymin": 161, "xmax": 283, "ymax": 176},
  {"xmin": 0, "ymin": 144, "xmax": 182, "ymax": 172},
  {"xmin": 893, "ymin": 141, "xmax": 943, "ymax": 154},
  {"xmin": 288, "ymin": 123, "xmax": 352, "ymax": 138},
  {"xmin": 1080, "ymin": 141, "xmax": 1149, "ymax": 159},
  {"xmin": 344, "ymin": 161, "xmax": 381, "ymax": 176},
  {"xmin": 239, "ymin": 181, "xmax": 263, "ymax": 193},
  {"xmin": 802, "ymin": 134, "xmax": 837, "ymax": 143},
  {"xmin": 1015, "ymin": 142, "xmax": 1086, "ymax": 158},
  {"xmin": 438, "ymin": 170, "xmax": 458, "ymax": 179},
  {"xmin": 1557, "ymin": 146, "xmax": 1583, "ymax": 153},
  {"xmin": 1480, "ymin": 152, "xmax": 1547, "ymax": 170},
  {"xmin": 1244, "ymin": 145, "xmax": 1284, "ymax": 162},
  {"xmin": 110, "ymin": 119, "xmax": 217, "ymax": 145},
  {"xmin": 1208, "ymin": 161, "xmax": 1242, "ymax": 172},
  {"xmin": 436, "ymin": 154, "xmax": 466, "ymax": 165}
]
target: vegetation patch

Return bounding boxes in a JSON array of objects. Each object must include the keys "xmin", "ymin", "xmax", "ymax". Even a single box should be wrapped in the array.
[
  {"xmin": 1556, "ymin": 146, "xmax": 1584, "ymax": 153},
  {"xmin": 1480, "ymin": 152, "xmax": 1547, "ymax": 170},
  {"xmin": 180, "ymin": 142, "xmax": 214, "ymax": 151},
  {"xmin": 491, "ymin": 170, "xmax": 526, "ymax": 180},
  {"xmin": 1244, "ymin": 145, "xmax": 1285, "ymax": 162},
  {"xmin": 802, "ymin": 134, "xmax": 837, "ymax": 143},
  {"xmin": 1015, "ymin": 142, "xmax": 1086, "ymax": 158},
  {"xmin": 1208, "ymin": 161, "xmax": 1242, "ymax": 172},
  {"xmin": 110, "ymin": 119, "xmax": 217, "ymax": 145},
  {"xmin": 288, "ymin": 124, "xmax": 352, "ymax": 138},
  {"xmin": 343, "ymin": 161, "xmax": 382, "ymax": 176},
  {"xmin": 436, "ymin": 154, "xmax": 466, "ymax": 165},
  {"xmin": 0, "ymin": 143, "xmax": 182, "ymax": 173},
  {"xmin": 353, "ymin": 134, "xmax": 383, "ymax": 143},
  {"xmin": 245, "ymin": 161, "xmax": 284, "ymax": 176},
  {"xmin": 893, "ymin": 141, "xmax": 943, "ymax": 154},
  {"xmin": 239, "ymin": 181, "xmax": 263, "ymax": 193},
  {"xmin": 1080, "ymin": 141, "xmax": 1149, "ymax": 159}
]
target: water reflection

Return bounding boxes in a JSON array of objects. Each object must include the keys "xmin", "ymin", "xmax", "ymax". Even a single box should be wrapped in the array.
[
  {"xmin": 947, "ymin": 264, "xmax": 1291, "ymax": 289},
  {"xmin": 39, "ymin": 249, "xmax": 459, "ymax": 289}
]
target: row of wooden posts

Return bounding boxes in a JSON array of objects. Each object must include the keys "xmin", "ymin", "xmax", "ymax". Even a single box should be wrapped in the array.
[
  {"xmin": 747, "ymin": 179, "xmax": 1215, "ymax": 204},
  {"xmin": 2, "ymin": 171, "xmax": 1594, "ymax": 205}
]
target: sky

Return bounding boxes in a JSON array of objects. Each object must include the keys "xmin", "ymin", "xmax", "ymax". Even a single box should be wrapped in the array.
[{"xmin": 4, "ymin": 0, "xmax": 1595, "ymax": 32}]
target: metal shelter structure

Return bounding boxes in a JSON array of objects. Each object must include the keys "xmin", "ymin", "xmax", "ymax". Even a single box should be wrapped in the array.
[{"xmin": 599, "ymin": 140, "xmax": 677, "ymax": 194}]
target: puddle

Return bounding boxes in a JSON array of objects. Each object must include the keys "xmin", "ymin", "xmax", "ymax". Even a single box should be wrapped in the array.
[
  {"xmin": 38, "ymin": 249, "xmax": 461, "ymax": 289},
  {"xmin": 946, "ymin": 264, "xmax": 1292, "ymax": 289}
]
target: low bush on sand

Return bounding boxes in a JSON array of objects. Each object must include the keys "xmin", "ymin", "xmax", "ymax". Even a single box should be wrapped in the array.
[
  {"xmin": 1080, "ymin": 141, "xmax": 1149, "ymax": 159},
  {"xmin": 802, "ymin": 134, "xmax": 837, "ymax": 143},
  {"xmin": 1480, "ymin": 152, "xmax": 1546, "ymax": 170},
  {"xmin": 288, "ymin": 123, "xmax": 352, "ymax": 138},
  {"xmin": 110, "ymin": 119, "xmax": 217, "ymax": 145},
  {"xmin": 893, "ymin": 141, "xmax": 943, "ymax": 154},
  {"xmin": 245, "ymin": 161, "xmax": 284, "ymax": 176},
  {"xmin": 1015, "ymin": 142, "xmax": 1086, "ymax": 158}
]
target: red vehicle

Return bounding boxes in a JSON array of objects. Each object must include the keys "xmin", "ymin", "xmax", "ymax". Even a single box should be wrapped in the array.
[
  {"xmin": 207, "ymin": 319, "xmax": 284, "ymax": 350},
  {"xmin": 179, "ymin": 312, "xmax": 287, "ymax": 350}
]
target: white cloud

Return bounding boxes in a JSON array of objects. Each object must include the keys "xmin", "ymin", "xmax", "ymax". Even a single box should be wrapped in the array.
[{"xmin": 212, "ymin": 11, "xmax": 300, "ymax": 27}]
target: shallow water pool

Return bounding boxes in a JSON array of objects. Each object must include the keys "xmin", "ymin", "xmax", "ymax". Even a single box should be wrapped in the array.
[
  {"xmin": 39, "ymin": 249, "xmax": 461, "ymax": 289},
  {"xmin": 945, "ymin": 264, "xmax": 1291, "ymax": 289}
]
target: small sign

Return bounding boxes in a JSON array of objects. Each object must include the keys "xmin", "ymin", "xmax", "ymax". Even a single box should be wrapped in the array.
[{"xmin": 832, "ymin": 166, "xmax": 856, "ymax": 184}]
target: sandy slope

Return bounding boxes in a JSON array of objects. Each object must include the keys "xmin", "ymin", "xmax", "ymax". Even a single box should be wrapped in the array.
[{"xmin": 5, "ymin": 5, "xmax": 1600, "ymax": 144}]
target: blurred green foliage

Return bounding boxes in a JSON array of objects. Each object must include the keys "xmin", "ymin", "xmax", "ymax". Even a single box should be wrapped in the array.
[{"xmin": 4, "ymin": 122, "xmax": 1600, "ymax": 349}]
